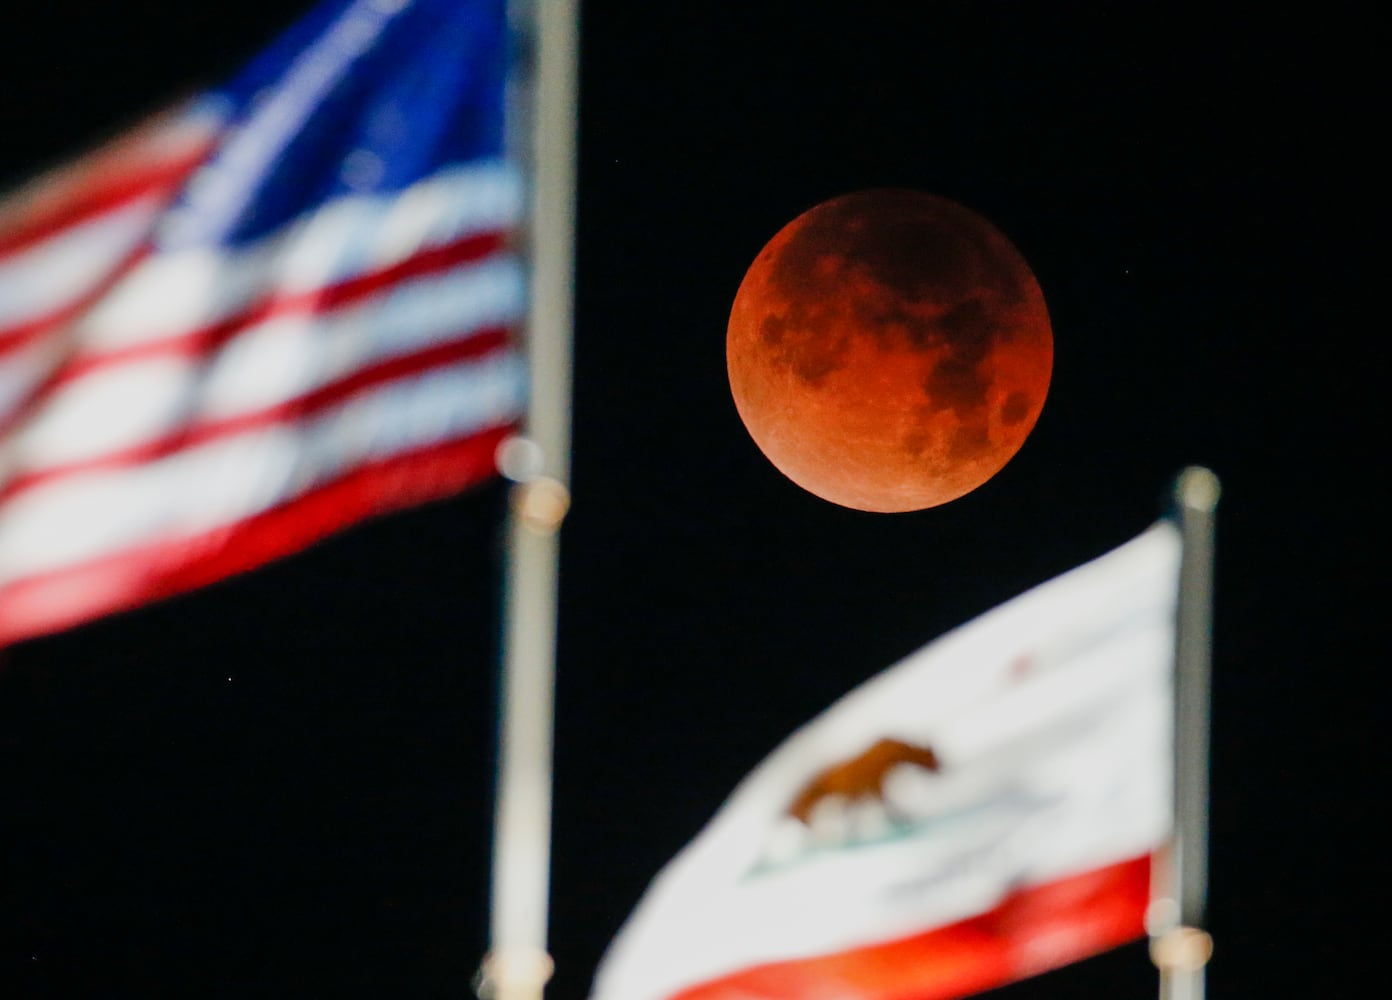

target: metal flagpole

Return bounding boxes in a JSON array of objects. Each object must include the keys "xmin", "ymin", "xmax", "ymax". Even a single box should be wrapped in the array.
[
  {"xmin": 479, "ymin": 2, "xmax": 579, "ymax": 999},
  {"xmin": 1150, "ymin": 466, "xmax": 1220, "ymax": 1000}
]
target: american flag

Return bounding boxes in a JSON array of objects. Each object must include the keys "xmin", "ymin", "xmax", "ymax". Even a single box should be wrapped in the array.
[{"xmin": 0, "ymin": 0, "xmax": 526, "ymax": 647}]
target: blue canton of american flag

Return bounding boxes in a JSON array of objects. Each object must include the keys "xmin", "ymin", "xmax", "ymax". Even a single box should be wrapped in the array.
[{"xmin": 0, "ymin": 0, "xmax": 526, "ymax": 646}]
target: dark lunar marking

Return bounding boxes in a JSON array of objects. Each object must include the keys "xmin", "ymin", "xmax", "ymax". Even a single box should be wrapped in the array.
[
  {"xmin": 923, "ymin": 328, "xmax": 992, "ymax": 418},
  {"xmin": 768, "ymin": 193, "xmax": 965, "ymax": 307},
  {"xmin": 777, "ymin": 325, "xmax": 851, "ymax": 385},
  {"xmin": 938, "ymin": 298, "xmax": 997, "ymax": 348},
  {"xmin": 789, "ymin": 342, "xmax": 847, "ymax": 383},
  {"xmin": 783, "ymin": 191, "xmax": 1030, "ymax": 315},
  {"xmin": 767, "ymin": 190, "xmax": 1037, "ymax": 366},
  {"xmin": 947, "ymin": 421, "xmax": 992, "ymax": 462},
  {"xmin": 843, "ymin": 274, "xmax": 934, "ymax": 351},
  {"xmin": 902, "ymin": 319, "xmax": 935, "ymax": 349},
  {"xmin": 1001, "ymin": 390, "xmax": 1032, "ymax": 426},
  {"xmin": 902, "ymin": 429, "xmax": 929, "ymax": 456},
  {"xmin": 757, "ymin": 264, "xmax": 856, "ymax": 384}
]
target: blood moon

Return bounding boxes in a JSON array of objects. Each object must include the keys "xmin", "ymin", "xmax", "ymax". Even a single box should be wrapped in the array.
[{"xmin": 727, "ymin": 189, "xmax": 1053, "ymax": 512}]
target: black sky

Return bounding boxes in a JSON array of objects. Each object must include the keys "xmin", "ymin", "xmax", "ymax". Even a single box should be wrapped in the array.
[{"xmin": 0, "ymin": 4, "xmax": 1381, "ymax": 999}]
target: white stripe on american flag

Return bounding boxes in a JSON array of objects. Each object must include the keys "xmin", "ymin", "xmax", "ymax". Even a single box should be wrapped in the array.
[
  {"xmin": 0, "ymin": 334, "xmax": 67, "ymax": 427},
  {"xmin": 0, "ymin": 350, "xmax": 525, "ymax": 584},
  {"xmin": 2, "ymin": 254, "xmax": 522, "ymax": 477},
  {"xmin": 0, "ymin": 104, "xmax": 217, "ymax": 257},
  {"xmin": 1, "ymin": 107, "xmax": 221, "ymax": 428},
  {"xmin": 0, "ymin": 197, "xmax": 163, "ymax": 332},
  {"xmin": 81, "ymin": 161, "xmax": 520, "ymax": 355}
]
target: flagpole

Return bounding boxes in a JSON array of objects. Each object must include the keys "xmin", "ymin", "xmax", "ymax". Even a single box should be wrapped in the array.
[
  {"xmin": 1150, "ymin": 466, "xmax": 1219, "ymax": 1000},
  {"xmin": 480, "ymin": 2, "xmax": 579, "ymax": 1000}
]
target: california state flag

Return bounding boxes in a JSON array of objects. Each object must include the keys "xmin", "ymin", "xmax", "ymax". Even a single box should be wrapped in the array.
[{"xmin": 592, "ymin": 522, "xmax": 1181, "ymax": 1000}]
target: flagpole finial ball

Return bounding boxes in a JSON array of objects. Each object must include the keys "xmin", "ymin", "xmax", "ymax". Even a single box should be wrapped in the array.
[
  {"xmin": 1149, "ymin": 926, "xmax": 1214, "ymax": 972},
  {"xmin": 726, "ymin": 188, "xmax": 1052, "ymax": 512},
  {"xmin": 515, "ymin": 477, "xmax": 570, "ymax": 534},
  {"xmin": 1176, "ymin": 466, "xmax": 1221, "ymax": 513}
]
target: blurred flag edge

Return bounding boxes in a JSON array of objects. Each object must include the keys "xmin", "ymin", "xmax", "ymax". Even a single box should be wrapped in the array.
[
  {"xmin": 0, "ymin": 0, "xmax": 525, "ymax": 647},
  {"xmin": 591, "ymin": 520, "xmax": 1185, "ymax": 1000}
]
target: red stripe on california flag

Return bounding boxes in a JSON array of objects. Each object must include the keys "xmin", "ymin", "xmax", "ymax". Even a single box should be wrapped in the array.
[
  {"xmin": 0, "ymin": 230, "xmax": 509, "ymax": 436},
  {"xmin": 0, "ymin": 423, "xmax": 513, "ymax": 647},
  {"xmin": 671, "ymin": 854, "xmax": 1152, "ymax": 1000},
  {"xmin": 0, "ymin": 129, "xmax": 212, "ymax": 260},
  {"xmin": 0, "ymin": 327, "xmax": 513, "ymax": 502}
]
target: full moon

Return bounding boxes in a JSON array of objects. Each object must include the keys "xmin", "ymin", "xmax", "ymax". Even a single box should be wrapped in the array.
[{"xmin": 727, "ymin": 189, "xmax": 1052, "ymax": 512}]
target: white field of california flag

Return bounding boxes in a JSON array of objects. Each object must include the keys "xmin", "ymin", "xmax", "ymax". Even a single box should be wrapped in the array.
[{"xmin": 591, "ymin": 521, "xmax": 1182, "ymax": 1000}]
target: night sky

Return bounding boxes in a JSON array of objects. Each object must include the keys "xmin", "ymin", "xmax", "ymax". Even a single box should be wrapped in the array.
[{"xmin": 0, "ymin": 4, "xmax": 1379, "ymax": 999}]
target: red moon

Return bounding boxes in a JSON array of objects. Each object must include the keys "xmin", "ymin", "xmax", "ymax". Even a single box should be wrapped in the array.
[{"xmin": 727, "ymin": 189, "xmax": 1053, "ymax": 512}]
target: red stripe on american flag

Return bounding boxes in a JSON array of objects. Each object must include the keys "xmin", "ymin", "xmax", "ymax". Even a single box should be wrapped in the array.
[
  {"xmin": 0, "ymin": 327, "xmax": 514, "ymax": 502},
  {"xmin": 0, "ymin": 423, "xmax": 512, "ymax": 647},
  {"xmin": 0, "ymin": 130, "xmax": 212, "ymax": 260},
  {"xmin": 0, "ymin": 229, "xmax": 509, "ymax": 437},
  {"xmin": 61, "ymin": 229, "xmax": 508, "ymax": 382},
  {"xmin": 670, "ymin": 854, "xmax": 1152, "ymax": 1000},
  {"xmin": 0, "ymin": 245, "xmax": 153, "ymax": 359}
]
